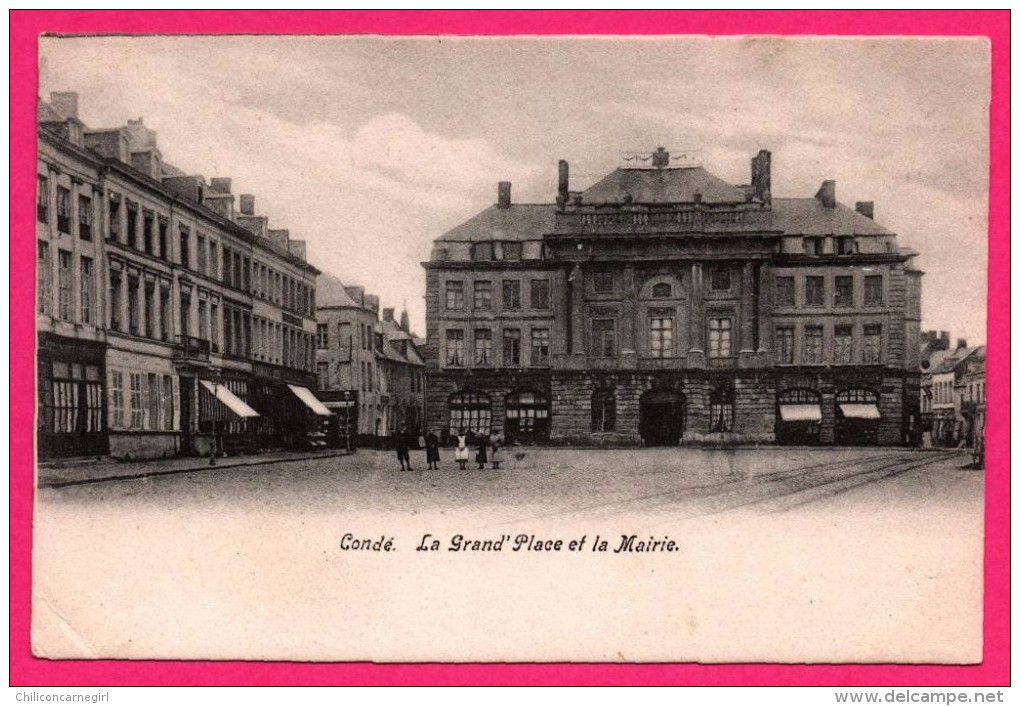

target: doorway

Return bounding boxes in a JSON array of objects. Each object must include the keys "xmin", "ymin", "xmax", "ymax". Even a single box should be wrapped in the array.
[{"xmin": 639, "ymin": 389, "xmax": 686, "ymax": 446}]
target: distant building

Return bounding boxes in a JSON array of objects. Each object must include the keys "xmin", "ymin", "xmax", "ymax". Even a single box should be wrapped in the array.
[
  {"xmin": 315, "ymin": 274, "xmax": 425, "ymax": 442},
  {"xmin": 920, "ymin": 335, "xmax": 985, "ymax": 447},
  {"xmin": 423, "ymin": 147, "xmax": 923, "ymax": 446},
  {"xmin": 37, "ymin": 92, "xmax": 327, "ymax": 461}
]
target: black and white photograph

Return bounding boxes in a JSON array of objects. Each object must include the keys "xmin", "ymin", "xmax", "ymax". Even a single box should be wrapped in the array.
[{"xmin": 32, "ymin": 34, "xmax": 989, "ymax": 663}]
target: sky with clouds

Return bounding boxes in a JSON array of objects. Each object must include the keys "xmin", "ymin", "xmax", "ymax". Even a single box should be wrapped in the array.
[{"xmin": 39, "ymin": 35, "xmax": 989, "ymax": 343}]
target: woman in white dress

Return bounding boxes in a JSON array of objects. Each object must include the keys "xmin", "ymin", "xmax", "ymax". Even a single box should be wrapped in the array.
[{"xmin": 455, "ymin": 429, "xmax": 470, "ymax": 470}]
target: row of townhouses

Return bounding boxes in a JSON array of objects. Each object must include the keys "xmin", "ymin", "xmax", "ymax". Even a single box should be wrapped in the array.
[
  {"xmin": 37, "ymin": 92, "xmax": 327, "ymax": 460},
  {"xmin": 919, "ymin": 331, "xmax": 986, "ymax": 448},
  {"xmin": 422, "ymin": 147, "xmax": 927, "ymax": 446},
  {"xmin": 314, "ymin": 274, "xmax": 426, "ymax": 444}
]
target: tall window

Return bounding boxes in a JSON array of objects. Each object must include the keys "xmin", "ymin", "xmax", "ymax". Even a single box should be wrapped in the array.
[
  {"xmin": 649, "ymin": 316, "xmax": 675, "ymax": 358},
  {"xmin": 710, "ymin": 385, "xmax": 735, "ymax": 432},
  {"xmin": 445, "ymin": 281, "xmax": 464, "ymax": 310},
  {"xmin": 157, "ymin": 217, "xmax": 168, "ymax": 259},
  {"xmin": 445, "ymin": 329, "xmax": 465, "ymax": 367},
  {"xmin": 502, "ymin": 328, "xmax": 521, "ymax": 366},
  {"xmin": 56, "ymin": 187, "xmax": 71, "ymax": 234},
  {"xmin": 77, "ymin": 194, "xmax": 92, "ymax": 240},
  {"xmin": 127, "ymin": 276, "xmax": 140, "ymax": 335},
  {"xmin": 530, "ymin": 279, "xmax": 550, "ymax": 309},
  {"xmin": 128, "ymin": 373, "xmax": 145, "ymax": 429},
  {"xmin": 197, "ymin": 299, "xmax": 208, "ymax": 341},
  {"xmin": 804, "ymin": 325, "xmax": 824, "ymax": 364},
  {"xmin": 142, "ymin": 211, "xmax": 154, "ymax": 253},
  {"xmin": 805, "ymin": 276, "xmax": 825, "ymax": 307},
  {"xmin": 863, "ymin": 324, "xmax": 882, "ymax": 364},
  {"xmin": 711, "ymin": 267, "xmax": 731, "ymax": 291},
  {"xmin": 57, "ymin": 250, "xmax": 73, "ymax": 321},
  {"xmin": 109, "ymin": 371, "xmax": 125, "ymax": 429},
  {"xmin": 317, "ymin": 362, "xmax": 330, "ymax": 391},
  {"xmin": 209, "ymin": 241, "xmax": 218, "ymax": 279},
  {"xmin": 160, "ymin": 288, "xmax": 171, "ymax": 342},
  {"xmin": 473, "ymin": 280, "xmax": 492, "ymax": 310},
  {"xmin": 144, "ymin": 283, "xmax": 155, "ymax": 338},
  {"xmin": 530, "ymin": 328, "xmax": 550, "ymax": 366},
  {"xmin": 108, "ymin": 194, "xmax": 121, "ymax": 241},
  {"xmin": 834, "ymin": 325, "xmax": 853, "ymax": 364},
  {"xmin": 708, "ymin": 317, "xmax": 732, "ymax": 358},
  {"xmin": 197, "ymin": 235, "xmax": 207, "ymax": 274},
  {"xmin": 591, "ymin": 387, "xmax": 616, "ymax": 432},
  {"xmin": 125, "ymin": 201, "xmax": 138, "ymax": 248},
  {"xmin": 591, "ymin": 318, "xmax": 616, "ymax": 357},
  {"xmin": 864, "ymin": 275, "xmax": 883, "ymax": 306},
  {"xmin": 179, "ymin": 225, "xmax": 190, "ymax": 268},
  {"xmin": 775, "ymin": 276, "xmax": 795, "ymax": 307},
  {"xmin": 79, "ymin": 257, "xmax": 94, "ymax": 325},
  {"xmin": 776, "ymin": 326, "xmax": 795, "ymax": 364},
  {"xmin": 109, "ymin": 272, "xmax": 122, "ymax": 331},
  {"xmin": 37, "ymin": 175, "xmax": 48, "ymax": 222},
  {"xmin": 146, "ymin": 373, "xmax": 159, "ymax": 430},
  {"xmin": 316, "ymin": 323, "xmax": 329, "ymax": 349},
  {"xmin": 834, "ymin": 276, "xmax": 854, "ymax": 308},
  {"xmin": 473, "ymin": 329, "xmax": 493, "ymax": 366},
  {"xmin": 592, "ymin": 269, "xmax": 613, "ymax": 293},
  {"xmin": 37, "ymin": 241, "xmax": 51, "ymax": 314},
  {"xmin": 502, "ymin": 279, "xmax": 521, "ymax": 309},
  {"xmin": 162, "ymin": 376, "xmax": 174, "ymax": 431}
]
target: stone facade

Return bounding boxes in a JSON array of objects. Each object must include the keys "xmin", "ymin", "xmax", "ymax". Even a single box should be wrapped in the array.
[
  {"xmin": 37, "ymin": 92, "xmax": 323, "ymax": 461},
  {"xmin": 423, "ymin": 148, "xmax": 923, "ymax": 447}
]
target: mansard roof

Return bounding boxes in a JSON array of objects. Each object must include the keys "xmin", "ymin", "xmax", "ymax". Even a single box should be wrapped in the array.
[
  {"xmin": 316, "ymin": 273, "xmax": 364, "ymax": 309},
  {"xmin": 582, "ymin": 166, "xmax": 750, "ymax": 205},
  {"xmin": 770, "ymin": 198, "xmax": 893, "ymax": 237},
  {"xmin": 435, "ymin": 203, "xmax": 556, "ymax": 242}
]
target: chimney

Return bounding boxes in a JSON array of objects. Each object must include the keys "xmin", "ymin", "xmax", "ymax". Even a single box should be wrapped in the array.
[
  {"xmin": 497, "ymin": 181, "xmax": 511, "ymax": 209},
  {"xmin": 239, "ymin": 194, "xmax": 255, "ymax": 215},
  {"xmin": 558, "ymin": 160, "xmax": 569, "ymax": 204},
  {"xmin": 855, "ymin": 201, "xmax": 874, "ymax": 219},
  {"xmin": 400, "ymin": 309, "xmax": 410, "ymax": 332},
  {"xmin": 383, "ymin": 308, "xmax": 395, "ymax": 322},
  {"xmin": 49, "ymin": 92, "xmax": 79, "ymax": 120},
  {"xmin": 210, "ymin": 177, "xmax": 232, "ymax": 194},
  {"xmin": 815, "ymin": 180, "xmax": 836, "ymax": 208},
  {"xmin": 939, "ymin": 331, "xmax": 950, "ymax": 351},
  {"xmin": 751, "ymin": 149, "xmax": 771, "ymax": 204},
  {"xmin": 957, "ymin": 338, "xmax": 968, "ymax": 350}
]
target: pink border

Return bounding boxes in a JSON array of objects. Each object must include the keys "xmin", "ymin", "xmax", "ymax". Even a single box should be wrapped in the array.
[{"xmin": 11, "ymin": 10, "xmax": 1009, "ymax": 686}]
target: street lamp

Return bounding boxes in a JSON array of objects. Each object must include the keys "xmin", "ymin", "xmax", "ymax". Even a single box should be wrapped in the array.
[{"xmin": 209, "ymin": 370, "xmax": 221, "ymax": 466}]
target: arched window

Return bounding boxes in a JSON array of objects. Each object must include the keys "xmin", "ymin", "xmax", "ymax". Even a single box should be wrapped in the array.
[
  {"xmin": 651, "ymin": 282, "xmax": 672, "ymax": 298},
  {"xmin": 591, "ymin": 387, "xmax": 616, "ymax": 432},
  {"xmin": 710, "ymin": 384, "xmax": 735, "ymax": 432},
  {"xmin": 505, "ymin": 391, "xmax": 549, "ymax": 438},
  {"xmin": 448, "ymin": 391, "xmax": 491, "ymax": 436}
]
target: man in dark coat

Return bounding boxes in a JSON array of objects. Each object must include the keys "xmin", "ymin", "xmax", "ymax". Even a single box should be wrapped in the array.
[
  {"xmin": 475, "ymin": 433, "xmax": 489, "ymax": 470},
  {"xmin": 395, "ymin": 427, "xmax": 412, "ymax": 471},
  {"xmin": 424, "ymin": 429, "xmax": 441, "ymax": 470}
]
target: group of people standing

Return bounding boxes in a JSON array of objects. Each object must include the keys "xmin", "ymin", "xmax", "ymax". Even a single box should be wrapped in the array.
[{"xmin": 394, "ymin": 428, "xmax": 502, "ymax": 472}]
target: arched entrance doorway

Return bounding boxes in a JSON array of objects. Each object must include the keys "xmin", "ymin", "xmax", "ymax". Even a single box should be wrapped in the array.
[
  {"xmin": 504, "ymin": 391, "xmax": 550, "ymax": 443},
  {"xmin": 639, "ymin": 389, "xmax": 686, "ymax": 446},
  {"xmin": 834, "ymin": 388, "xmax": 881, "ymax": 445},
  {"xmin": 776, "ymin": 388, "xmax": 822, "ymax": 445}
]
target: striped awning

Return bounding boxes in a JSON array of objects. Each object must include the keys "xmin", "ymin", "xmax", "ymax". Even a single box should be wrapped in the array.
[
  {"xmin": 779, "ymin": 404, "xmax": 822, "ymax": 422},
  {"xmin": 839, "ymin": 404, "xmax": 881, "ymax": 420},
  {"xmin": 287, "ymin": 384, "xmax": 333, "ymax": 416},
  {"xmin": 199, "ymin": 380, "xmax": 260, "ymax": 418}
]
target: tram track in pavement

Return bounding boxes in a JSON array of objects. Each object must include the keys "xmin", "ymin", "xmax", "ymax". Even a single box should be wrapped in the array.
[{"xmin": 502, "ymin": 450, "xmax": 959, "ymax": 526}]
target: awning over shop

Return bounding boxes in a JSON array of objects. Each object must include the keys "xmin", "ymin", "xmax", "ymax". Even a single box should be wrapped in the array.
[
  {"xmin": 779, "ymin": 404, "xmax": 822, "ymax": 422},
  {"xmin": 287, "ymin": 384, "xmax": 333, "ymax": 416},
  {"xmin": 324, "ymin": 400, "xmax": 356, "ymax": 409},
  {"xmin": 199, "ymin": 380, "xmax": 260, "ymax": 418},
  {"xmin": 839, "ymin": 404, "xmax": 882, "ymax": 420}
]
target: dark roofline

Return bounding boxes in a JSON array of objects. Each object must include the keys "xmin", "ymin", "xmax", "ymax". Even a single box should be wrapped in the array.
[{"xmin": 38, "ymin": 126, "xmax": 320, "ymax": 276}]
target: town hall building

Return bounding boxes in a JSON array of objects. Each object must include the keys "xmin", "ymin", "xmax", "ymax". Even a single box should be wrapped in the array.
[{"xmin": 422, "ymin": 147, "xmax": 923, "ymax": 446}]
